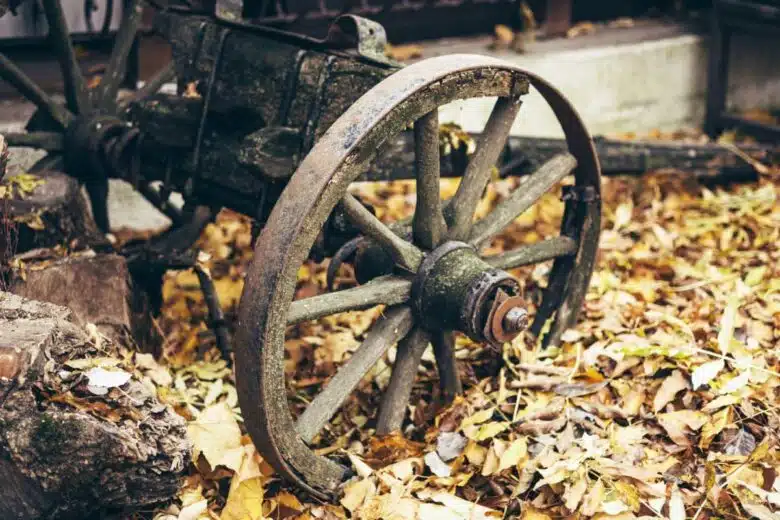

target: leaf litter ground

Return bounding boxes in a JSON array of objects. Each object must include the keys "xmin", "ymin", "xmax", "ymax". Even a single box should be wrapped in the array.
[{"xmin": 142, "ymin": 140, "xmax": 779, "ymax": 520}]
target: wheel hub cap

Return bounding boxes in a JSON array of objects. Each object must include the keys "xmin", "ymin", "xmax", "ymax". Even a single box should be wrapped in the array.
[{"xmin": 412, "ymin": 241, "xmax": 528, "ymax": 345}]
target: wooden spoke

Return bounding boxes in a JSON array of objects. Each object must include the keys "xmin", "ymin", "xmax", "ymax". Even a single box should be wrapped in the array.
[
  {"xmin": 446, "ymin": 96, "xmax": 522, "ymax": 241},
  {"xmin": 484, "ymin": 236, "xmax": 577, "ymax": 270},
  {"xmin": 3, "ymin": 132, "xmax": 64, "ymax": 152},
  {"xmin": 41, "ymin": 0, "xmax": 89, "ymax": 114},
  {"xmin": 125, "ymin": 62, "xmax": 176, "ymax": 106},
  {"xmin": 431, "ymin": 330, "xmax": 461, "ymax": 401},
  {"xmin": 340, "ymin": 193, "xmax": 423, "ymax": 272},
  {"xmin": 0, "ymin": 53, "xmax": 71, "ymax": 128},
  {"xmin": 536, "ymin": 203, "xmax": 600, "ymax": 347},
  {"xmin": 85, "ymin": 178, "xmax": 111, "ymax": 232},
  {"xmin": 469, "ymin": 152, "xmax": 577, "ymax": 247},
  {"xmin": 29, "ymin": 154, "xmax": 64, "ymax": 173},
  {"xmin": 412, "ymin": 109, "xmax": 445, "ymax": 250},
  {"xmin": 296, "ymin": 306, "xmax": 414, "ymax": 443},
  {"xmin": 97, "ymin": 0, "xmax": 143, "ymax": 110},
  {"xmin": 287, "ymin": 276, "xmax": 412, "ymax": 325},
  {"xmin": 375, "ymin": 327, "xmax": 431, "ymax": 435}
]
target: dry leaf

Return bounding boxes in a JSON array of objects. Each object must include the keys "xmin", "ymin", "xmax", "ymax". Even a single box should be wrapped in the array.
[
  {"xmin": 653, "ymin": 369, "xmax": 689, "ymax": 412},
  {"xmin": 188, "ymin": 402, "xmax": 244, "ymax": 472}
]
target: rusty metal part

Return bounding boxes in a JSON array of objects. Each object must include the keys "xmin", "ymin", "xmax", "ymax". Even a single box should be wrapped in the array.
[
  {"xmin": 487, "ymin": 292, "xmax": 527, "ymax": 344},
  {"xmin": 235, "ymin": 53, "xmax": 601, "ymax": 496}
]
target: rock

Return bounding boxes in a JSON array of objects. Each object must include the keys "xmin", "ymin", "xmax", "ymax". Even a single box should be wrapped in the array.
[
  {"xmin": 8, "ymin": 252, "xmax": 158, "ymax": 351},
  {"xmin": 0, "ymin": 291, "xmax": 189, "ymax": 520},
  {"xmin": 0, "ymin": 168, "xmax": 105, "ymax": 256}
]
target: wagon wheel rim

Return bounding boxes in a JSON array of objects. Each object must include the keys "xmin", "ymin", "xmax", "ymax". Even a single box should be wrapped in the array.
[
  {"xmin": 235, "ymin": 54, "xmax": 601, "ymax": 497},
  {"xmin": 0, "ymin": 0, "xmax": 176, "ymax": 231}
]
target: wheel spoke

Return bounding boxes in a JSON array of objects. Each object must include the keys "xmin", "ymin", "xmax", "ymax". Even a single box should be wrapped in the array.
[
  {"xmin": 535, "ymin": 201, "xmax": 600, "ymax": 347},
  {"xmin": 0, "ymin": 53, "xmax": 71, "ymax": 128},
  {"xmin": 340, "ymin": 193, "xmax": 423, "ymax": 272},
  {"xmin": 41, "ymin": 0, "xmax": 89, "ymax": 114},
  {"xmin": 97, "ymin": 0, "xmax": 143, "ymax": 110},
  {"xmin": 431, "ymin": 330, "xmax": 461, "ymax": 401},
  {"xmin": 287, "ymin": 275, "xmax": 412, "ymax": 325},
  {"xmin": 125, "ymin": 62, "xmax": 176, "ymax": 106},
  {"xmin": 29, "ymin": 154, "xmax": 64, "ymax": 173},
  {"xmin": 376, "ymin": 327, "xmax": 430, "ymax": 435},
  {"xmin": 484, "ymin": 236, "xmax": 577, "ymax": 270},
  {"xmin": 296, "ymin": 306, "xmax": 414, "ymax": 443},
  {"xmin": 469, "ymin": 152, "xmax": 577, "ymax": 247},
  {"xmin": 446, "ymin": 96, "xmax": 523, "ymax": 241},
  {"xmin": 85, "ymin": 178, "xmax": 111, "ymax": 232},
  {"xmin": 3, "ymin": 132, "xmax": 64, "ymax": 152},
  {"xmin": 412, "ymin": 109, "xmax": 445, "ymax": 250}
]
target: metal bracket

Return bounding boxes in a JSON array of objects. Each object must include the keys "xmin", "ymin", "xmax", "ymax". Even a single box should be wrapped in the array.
[{"xmin": 324, "ymin": 15, "xmax": 396, "ymax": 65}]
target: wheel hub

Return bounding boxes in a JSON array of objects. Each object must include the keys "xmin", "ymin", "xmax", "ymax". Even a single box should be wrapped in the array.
[
  {"xmin": 62, "ymin": 114, "xmax": 141, "ymax": 183},
  {"xmin": 412, "ymin": 241, "xmax": 528, "ymax": 345}
]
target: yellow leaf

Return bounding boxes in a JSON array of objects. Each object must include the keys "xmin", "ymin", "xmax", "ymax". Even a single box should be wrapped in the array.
[
  {"xmin": 700, "ymin": 407, "xmax": 733, "ymax": 449},
  {"xmin": 221, "ymin": 477, "xmax": 265, "ymax": 520},
  {"xmin": 470, "ymin": 421, "xmax": 509, "ymax": 442},
  {"xmin": 744, "ymin": 266, "xmax": 767, "ymax": 286},
  {"xmin": 563, "ymin": 475, "xmax": 588, "ymax": 511},
  {"xmin": 718, "ymin": 296, "xmax": 740, "ymax": 354},
  {"xmin": 653, "ymin": 369, "xmax": 689, "ymax": 412},
  {"xmin": 464, "ymin": 441, "xmax": 487, "ymax": 466},
  {"xmin": 498, "ymin": 437, "xmax": 528, "ymax": 472},
  {"xmin": 520, "ymin": 505, "xmax": 552, "ymax": 519},
  {"xmin": 188, "ymin": 402, "xmax": 244, "ymax": 472},
  {"xmin": 657, "ymin": 410, "xmax": 708, "ymax": 446},
  {"xmin": 461, "ymin": 407, "xmax": 496, "ymax": 429},
  {"xmin": 340, "ymin": 478, "xmax": 376, "ymax": 514},
  {"xmin": 614, "ymin": 481, "xmax": 641, "ymax": 512}
]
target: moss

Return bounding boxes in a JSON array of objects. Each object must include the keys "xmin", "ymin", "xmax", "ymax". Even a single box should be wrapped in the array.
[{"xmin": 32, "ymin": 414, "xmax": 76, "ymax": 455}]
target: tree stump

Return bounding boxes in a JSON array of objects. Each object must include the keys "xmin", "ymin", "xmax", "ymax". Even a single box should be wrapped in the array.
[
  {"xmin": 1, "ymin": 168, "xmax": 105, "ymax": 253},
  {"xmin": 0, "ymin": 291, "xmax": 189, "ymax": 520},
  {"xmin": 8, "ymin": 252, "xmax": 158, "ymax": 351}
]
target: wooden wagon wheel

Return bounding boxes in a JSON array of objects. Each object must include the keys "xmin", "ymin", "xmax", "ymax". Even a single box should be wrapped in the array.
[
  {"xmin": 235, "ymin": 54, "xmax": 601, "ymax": 497},
  {"xmin": 0, "ymin": 0, "xmax": 176, "ymax": 232}
]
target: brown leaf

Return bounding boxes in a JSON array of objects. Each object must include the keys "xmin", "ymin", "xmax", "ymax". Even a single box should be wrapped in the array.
[{"xmin": 653, "ymin": 369, "xmax": 689, "ymax": 412}]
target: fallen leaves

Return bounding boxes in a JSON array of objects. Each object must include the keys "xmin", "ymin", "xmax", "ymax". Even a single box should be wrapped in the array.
[
  {"xmin": 188, "ymin": 402, "xmax": 244, "ymax": 473},
  {"xmin": 144, "ymin": 139, "xmax": 780, "ymax": 520}
]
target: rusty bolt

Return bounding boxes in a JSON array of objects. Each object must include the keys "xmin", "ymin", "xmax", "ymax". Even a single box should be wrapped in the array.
[
  {"xmin": 0, "ymin": 347, "xmax": 22, "ymax": 382},
  {"xmin": 502, "ymin": 307, "xmax": 529, "ymax": 334}
]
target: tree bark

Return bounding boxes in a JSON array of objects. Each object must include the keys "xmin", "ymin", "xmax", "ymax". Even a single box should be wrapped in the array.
[
  {"xmin": 8, "ymin": 252, "xmax": 158, "ymax": 352},
  {"xmin": 1, "ymin": 168, "xmax": 105, "ymax": 258},
  {"xmin": 0, "ymin": 291, "xmax": 189, "ymax": 520}
]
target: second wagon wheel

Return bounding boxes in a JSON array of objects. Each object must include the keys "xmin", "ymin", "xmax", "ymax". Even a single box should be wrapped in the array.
[
  {"xmin": 0, "ymin": 0, "xmax": 176, "ymax": 232},
  {"xmin": 235, "ymin": 54, "xmax": 601, "ymax": 497}
]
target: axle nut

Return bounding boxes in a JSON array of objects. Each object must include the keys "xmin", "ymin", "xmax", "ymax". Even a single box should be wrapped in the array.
[{"xmin": 503, "ymin": 307, "xmax": 529, "ymax": 333}]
